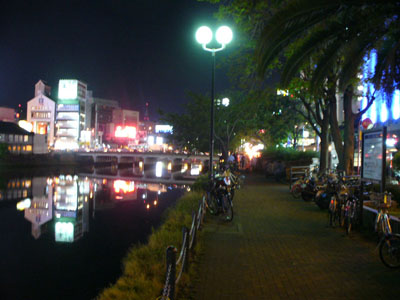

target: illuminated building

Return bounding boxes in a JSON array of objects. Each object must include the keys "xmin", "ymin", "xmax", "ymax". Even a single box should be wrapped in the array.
[
  {"xmin": 27, "ymin": 80, "xmax": 56, "ymax": 147},
  {"xmin": 23, "ymin": 177, "xmax": 53, "ymax": 239},
  {"xmin": 53, "ymin": 175, "xmax": 89, "ymax": 242},
  {"xmin": 361, "ymin": 50, "xmax": 400, "ymax": 127},
  {"xmin": 54, "ymin": 79, "xmax": 88, "ymax": 150},
  {"xmin": 0, "ymin": 121, "xmax": 34, "ymax": 154}
]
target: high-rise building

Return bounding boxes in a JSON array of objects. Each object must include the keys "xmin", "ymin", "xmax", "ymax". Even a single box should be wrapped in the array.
[{"xmin": 54, "ymin": 79, "xmax": 88, "ymax": 150}]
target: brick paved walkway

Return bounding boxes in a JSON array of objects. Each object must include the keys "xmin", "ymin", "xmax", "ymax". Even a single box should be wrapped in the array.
[{"xmin": 191, "ymin": 175, "xmax": 400, "ymax": 299}]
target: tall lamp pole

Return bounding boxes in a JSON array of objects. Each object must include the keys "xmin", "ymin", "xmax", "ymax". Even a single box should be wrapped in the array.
[{"xmin": 195, "ymin": 25, "xmax": 232, "ymax": 180}]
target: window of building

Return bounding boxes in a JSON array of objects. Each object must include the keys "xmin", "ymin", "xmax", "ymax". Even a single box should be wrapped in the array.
[
  {"xmin": 23, "ymin": 190, "xmax": 28, "ymax": 198},
  {"xmin": 0, "ymin": 134, "xmax": 4, "ymax": 141},
  {"xmin": 24, "ymin": 135, "xmax": 29, "ymax": 142},
  {"xmin": 9, "ymin": 135, "xmax": 13, "ymax": 142},
  {"xmin": 12, "ymin": 146, "xmax": 16, "ymax": 152},
  {"xmin": 17, "ymin": 146, "xmax": 21, "ymax": 151},
  {"xmin": 22, "ymin": 146, "xmax": 26, "ymax": 151},
  {"xmin": 19, "ymin": 135, "xmax": 23, "ymax": 142},
  {"xmin": 8, "ymin": 146, "xmax": 11, "ymax": 151},
  {"xmin": 26, "ymin": 145, "xmax": 32, "ymax": 152}
]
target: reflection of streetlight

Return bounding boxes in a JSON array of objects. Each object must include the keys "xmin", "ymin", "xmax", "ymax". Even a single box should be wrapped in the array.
[{"xmin": 196, "ymin": 25, "xmax": 233, "ymax": 180}]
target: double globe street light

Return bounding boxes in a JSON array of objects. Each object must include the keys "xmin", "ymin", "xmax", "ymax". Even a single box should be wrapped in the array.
[{"xmin": 195, "ymin": 25, "xmax": 233, "ymax": 180}]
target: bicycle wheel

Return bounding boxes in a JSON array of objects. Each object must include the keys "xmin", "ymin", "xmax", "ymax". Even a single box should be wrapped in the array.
[
  {"xmin": 291, "ymin": 185, "xmax": 302, "ymax": 198},
  {"xmin": 379, "ymin": 235, "xmax": 400, "ymax": 268},
  {"xmin": 345, "ymin": 208, "xmax": 352, "ymax": 235},
  {"xmin": 221, "ymin": 194, "xmax": 233, "ymax": 222},
  {"xmin": 205, "ymin": 192, "xmax": 219, "ymax": 215}
]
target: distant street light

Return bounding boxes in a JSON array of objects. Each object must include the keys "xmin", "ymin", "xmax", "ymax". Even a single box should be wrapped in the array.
[{"xmin": 196, "ymin": 25, "xmax": 233, "ymax": 180}]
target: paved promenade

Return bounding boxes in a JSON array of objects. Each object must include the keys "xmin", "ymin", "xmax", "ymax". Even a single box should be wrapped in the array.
[{"xmin": 191, "ymin": 175, "xmax": 400, "ymax": 299}]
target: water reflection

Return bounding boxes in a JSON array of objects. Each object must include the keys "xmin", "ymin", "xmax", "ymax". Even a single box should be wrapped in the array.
[{"xmin": 5, "ymin": 174, "xmax": 183, "ymax": 243}]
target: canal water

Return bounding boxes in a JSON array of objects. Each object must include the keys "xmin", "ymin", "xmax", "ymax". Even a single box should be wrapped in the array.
[{"xmin": 0, "ymin": 167, "xmax": 186, "ymax": 300}]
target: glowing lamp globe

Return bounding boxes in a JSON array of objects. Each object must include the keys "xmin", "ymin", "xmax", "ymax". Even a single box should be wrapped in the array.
[
  {"xmin": 216, "ymin": 26, "xmax": 232, "ymax": 45},
  {"xmin": 362, "ymin": 118, "xmax": 373, "ymax": 130},
  {"xmin": 196, "ymin": 26, "xmax": 212, "ymax": 45}
]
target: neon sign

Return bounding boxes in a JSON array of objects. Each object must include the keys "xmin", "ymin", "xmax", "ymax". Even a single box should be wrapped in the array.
[{"xmin": 115, "ymin": 126, "xmax": 136, "ymax": 139}]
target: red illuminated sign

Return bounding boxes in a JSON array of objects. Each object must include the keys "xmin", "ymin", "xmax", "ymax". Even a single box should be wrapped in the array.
[{"xmin": 115, "ymin": 126, "xmax": 137, "ymax": 139}]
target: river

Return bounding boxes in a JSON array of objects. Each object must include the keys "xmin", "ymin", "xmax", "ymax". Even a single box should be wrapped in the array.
[{"xmin": 0, "ymin": 166, "xmax": 186, "ymax": 300}]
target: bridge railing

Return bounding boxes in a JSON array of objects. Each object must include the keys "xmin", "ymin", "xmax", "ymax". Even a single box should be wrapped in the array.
[{"xmin": 157, "ymin": 197, "xmax": 206, "ymax": 300}]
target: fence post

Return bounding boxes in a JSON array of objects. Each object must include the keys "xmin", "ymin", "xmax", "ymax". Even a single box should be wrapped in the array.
[
  {"xmin": 164, "ymin": 246, "xmax": 177, "ymax": 300},
  {"xmin": 189, "ymin": 211, "xmax": 197, "ymax": 250},
  {"xmin": 182, "ymin": 226, "xmax": 189, "ymax": 272}
]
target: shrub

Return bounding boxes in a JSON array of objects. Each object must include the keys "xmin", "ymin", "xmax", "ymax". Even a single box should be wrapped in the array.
[{"xmin": 262, "ymin": 146, "xmax": 317, "ymax": 163}]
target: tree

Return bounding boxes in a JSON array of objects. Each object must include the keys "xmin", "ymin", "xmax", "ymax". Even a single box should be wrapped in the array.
[
  {"xmin": 256, "ymin": 0, "xmax": 399, "ymax": 174},
  {"xmin": 159, "ymin": 91, "xmax": 245, "ymax": 156}
]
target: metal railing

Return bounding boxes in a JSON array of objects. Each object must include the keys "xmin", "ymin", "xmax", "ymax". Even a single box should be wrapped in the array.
[{"xmin": 158, "ymin": 197, "xmax": 206, "ymax": 300}]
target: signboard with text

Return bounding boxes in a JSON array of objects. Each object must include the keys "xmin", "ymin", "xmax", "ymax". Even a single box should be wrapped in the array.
[{"xmin": 362, "ymin": 130, "xmax": 386, "ymax": 183}]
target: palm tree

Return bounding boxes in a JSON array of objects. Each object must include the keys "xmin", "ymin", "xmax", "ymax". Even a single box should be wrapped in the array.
[{"xmin": 256, "ymin": 0, "xmax": 400, "ymax": 174}]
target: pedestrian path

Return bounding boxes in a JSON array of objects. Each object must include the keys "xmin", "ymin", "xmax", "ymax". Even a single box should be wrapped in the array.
[{"xmin": 191, "ymin": 175, "xmax": 400, "ymax": 299}]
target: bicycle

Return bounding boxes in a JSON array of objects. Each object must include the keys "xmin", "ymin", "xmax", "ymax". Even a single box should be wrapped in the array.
[
  {"xmin": 372, "ymin": 192, "xmax": 400, "ymax": 268},
  {"xmin": 203, "ymin": 172, "xmax": 234, "ymax": 222}
]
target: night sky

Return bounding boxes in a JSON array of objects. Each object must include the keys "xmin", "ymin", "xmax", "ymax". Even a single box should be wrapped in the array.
[{"xmin": 0, "ymin": 0, "xmax": 235, "ymax": 120}]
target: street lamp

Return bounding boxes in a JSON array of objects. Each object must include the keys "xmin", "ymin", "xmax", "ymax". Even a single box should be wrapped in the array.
[{"xmin": 196, "ymin": 25, "xmax": 233, "ymax": 180}]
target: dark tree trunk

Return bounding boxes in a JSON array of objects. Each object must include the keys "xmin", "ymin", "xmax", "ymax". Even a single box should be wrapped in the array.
[
  {"xmin": 328, "ymin": 90, "xmax": 344, "ymax": 171},
  {"xmin": 319, "ymin": 108, "xmax": 330, "ymax": 174},
  {"xmin": 342, "ymin": 85, "xmax": 356, "ymax": 175}
]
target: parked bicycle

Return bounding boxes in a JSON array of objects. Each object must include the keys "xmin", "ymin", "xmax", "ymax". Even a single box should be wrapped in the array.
[
  {"xmin": 204, "ymin": 169, "xmax": 239, "ymax": 222},
  {"xmin": 371, "ymin": 192, "xmax": 400, "ymax": 268}
]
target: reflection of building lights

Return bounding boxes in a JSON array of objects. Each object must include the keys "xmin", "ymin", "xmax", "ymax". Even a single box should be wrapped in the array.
[
  {"xmin": 16, "ymin": 198, "xmax": 31, "ymax": 211},
  {"xmin": 102, "ymin": 179, "xmax": 107, "ymax": 185},
  {"xmin": 139, "ymin": 161, "xmax": 144, "ymax": 171},
  {"xmin": 190, "ymin": 164, "xmax": 201, "ymax": 175},
  {"xmin": 113, "ymin": 180, "xmax": 135, "ymax": 193},
  {"xmin": 55, "ymin": 222, "xmax": 74, "ymax": 243},
  {"xmin": 181, "ymin": 163, "xmax": 188, "ymax": 173},
  {"xmin": 156, "ymin": 161, "xmax": 163, "ymax": 177},
  {"xmin": 154, "ymin": 200, "xmax": 157, "ymax": 206},
  {"xmin": 146, "ymin": 204, "xmax": 150, "ymax": 210},
  {"xmin": 167, "ymin": 161, "xmax": 172, "ymax": 171}
]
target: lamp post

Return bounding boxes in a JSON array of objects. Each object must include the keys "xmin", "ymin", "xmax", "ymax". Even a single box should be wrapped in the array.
[{"xmin": 196, "ymin": 25, "xmax": 233, "ymax": 180}]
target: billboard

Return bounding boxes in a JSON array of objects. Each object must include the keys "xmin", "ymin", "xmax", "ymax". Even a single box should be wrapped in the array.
[
  {"xmin": 155, "ymin": 125, "xmax": 173, "ymax": 133},
  {"xmin": 362, "ymin": 131, "xmax": 383, "ymax": 181},
  {"xmin": 58, "ymin": 80, "xmax": 78, "ymax": 99}
]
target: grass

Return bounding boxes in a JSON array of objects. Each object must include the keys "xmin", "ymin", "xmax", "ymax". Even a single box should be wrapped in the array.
[{"xmin": 97, "ymin": 191, "xmax": 204, "ymax": 300}]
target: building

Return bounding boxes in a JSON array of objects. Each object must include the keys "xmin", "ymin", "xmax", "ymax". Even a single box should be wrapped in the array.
[
  {"xmin": 54, "ymin": 79, "xmax": 88, "ymax": 150},
  {"xmin": 112, "ymin": 109, "xmax": 139, "ymax": 128},
  {"xmin": 0, "ymin": 107, "xmax": 16, "ymax": 122},
  {"xmin": 0, "ymin": 121, "xmax": 34, "ymax": 154},
  {"xmin": 27, "ymin": 80, "xmax": 56, "ymax": 147},
  {"xmin": 90, "ymin": 97, "xmax": 120, "ymax": 145}
]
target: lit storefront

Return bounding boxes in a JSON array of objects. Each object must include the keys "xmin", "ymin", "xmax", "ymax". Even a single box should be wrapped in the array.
[{"xmin": 360, "ymin": 50, "xmax": 400, "ymax": 183}]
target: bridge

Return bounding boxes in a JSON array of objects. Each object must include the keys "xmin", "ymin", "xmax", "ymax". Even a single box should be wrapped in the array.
[{"xmin": 76, "ymin": 151, "xmax": 219, "ymax": 182}]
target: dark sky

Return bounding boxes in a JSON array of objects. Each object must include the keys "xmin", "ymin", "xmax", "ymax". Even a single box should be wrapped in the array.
[{"xmin": 0, "ymin": 0, "xmax": 235, "ymax": 120}]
